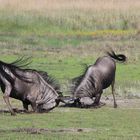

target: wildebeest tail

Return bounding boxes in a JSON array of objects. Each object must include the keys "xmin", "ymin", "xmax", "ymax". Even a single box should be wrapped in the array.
[{"xmin": 107, "ymin": 51, "xmax": 126, "ymax": 62}]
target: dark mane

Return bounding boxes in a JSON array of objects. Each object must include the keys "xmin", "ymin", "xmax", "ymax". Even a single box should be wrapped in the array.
[
  {"xmin": 0, "ymin": 58, "xmax": 62, "ymax": 95},
  {"xmin": 71, "ymin": 64, "xmax": 90, "ymax": 95},
  {"xmin": 38, "ymin": 71, "xmax": 61, "ymax": 94},
  {"xmin": 0, "ymin": 57, "xmax": 33, "ymax": 83},
  {"xmin": 0, "ymin": 57, "xmax": 32, "ymax": 70},
  {"xmin": 10, "ymin": 57, "xmax": 32, "ymax": 68}
]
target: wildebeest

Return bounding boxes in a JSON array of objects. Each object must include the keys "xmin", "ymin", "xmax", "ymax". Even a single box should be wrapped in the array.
[
  {"xmin": 0, "ymin": 58, "xmax": 62, "ymax": 115},
  {"xmin": 69, "ymin": 51, "xmax": 126, "ymax": 108}
]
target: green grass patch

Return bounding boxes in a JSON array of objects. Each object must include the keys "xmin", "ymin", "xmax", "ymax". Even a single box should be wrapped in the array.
[{"xmin": 0, "ymin": 107, "xmax": 140, "ymax": 140}]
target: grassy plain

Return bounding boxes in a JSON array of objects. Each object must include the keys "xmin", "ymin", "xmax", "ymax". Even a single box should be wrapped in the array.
[
  {"xmin": 0, "ymin": 107, "xmax": 140, "ymax": 140},
  {"xmin": 0, "ymin": 0, "xmax": 140, "ymax": 139}
]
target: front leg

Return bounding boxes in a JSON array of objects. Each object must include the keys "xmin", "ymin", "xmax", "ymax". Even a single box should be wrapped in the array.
[
  {"xmin": 93, "ymin": 92, "xmax": 102, "ymax": 107},
  {"xmin": 27, "ymin": 95, "xmax": 37, "ymax": 112},
  {"xmin": 3, "ymin": 85, "xmax": 16, "ymax": 116},
  {"xmin": 22, "ymin": 102, "xmax": 29, "ymax": 112},
  {"xmin": 31, "ymin": 102, "xmax": 37, "ymax": 112}
]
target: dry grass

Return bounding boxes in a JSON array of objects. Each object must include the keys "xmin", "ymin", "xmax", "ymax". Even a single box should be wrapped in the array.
[
  {"xmin": 0, "ymin": 0, "xmax": 140, "ymax": 12},
  {"xmin": 0, "ymin": 0, "xmax": 140, "ymax": 32}
]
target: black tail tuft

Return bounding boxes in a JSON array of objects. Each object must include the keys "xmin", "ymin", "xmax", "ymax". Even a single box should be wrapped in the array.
[{"xmin": 107, "ymin": 51, "xmax": 126, "ymax": 62}]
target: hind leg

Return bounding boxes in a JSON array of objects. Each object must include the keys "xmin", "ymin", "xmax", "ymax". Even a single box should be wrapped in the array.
[{"xmin": 111, "ymin": 79, "xmax": 117, "ymax": 108}]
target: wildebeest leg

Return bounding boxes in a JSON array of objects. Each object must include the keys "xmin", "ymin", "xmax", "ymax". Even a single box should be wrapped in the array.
[
  {"xmin": 3, "ymin": 86, "xmax": 16, "ymax": 116},
  {"xmin": 111, "ymin": 79, "xmax": 117, "ymax": 108},
  {"xmin": 27, "ymin": 95, "xmax": 37, "ymax": 112},
  {"xmin": 22, "ymin": 102, "xmax": 29, "ymax": 112},
  {"xmin": 93, "ymin": 91, "xmax": 102, "ymax": 107},
  {"xmin": 31, "ymin": 102, "xmax": 37, "ymax": 112}
]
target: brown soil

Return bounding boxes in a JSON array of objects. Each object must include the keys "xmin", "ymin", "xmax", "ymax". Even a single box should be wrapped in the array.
[
  {"xmin": 102, "ymin": 96, "xmax": 140, "ymax": 109},
  {"xmin": 0, "ymin": 127, "xmax": 98, "ymax": 134},
  {"xmin": 0, "ymin": 97, "xmax": 140, "ymax": 114}
]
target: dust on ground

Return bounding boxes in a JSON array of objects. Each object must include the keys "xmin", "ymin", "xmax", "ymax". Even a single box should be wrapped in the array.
[
  {"xmin": 102, "ymin": 96, "xmax": 140, "ymax": 109},
  {"xmin": 0, "ymin": 96, "xmax": 140, "ymax": 114}
]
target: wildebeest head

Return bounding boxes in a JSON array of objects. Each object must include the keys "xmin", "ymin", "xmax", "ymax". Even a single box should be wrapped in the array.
[{"xmin": 38, "ymin": 71, "xmax": 62, "ymax": 96}]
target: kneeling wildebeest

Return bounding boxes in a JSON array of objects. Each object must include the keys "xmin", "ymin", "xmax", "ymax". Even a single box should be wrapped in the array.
[
  {"xmin": 0, "ymin": 58, "xmax": 62, "ymax": 115},
  {"xmin": 69, "ymin": 51, "xmax": 126, "ymax": 108}
]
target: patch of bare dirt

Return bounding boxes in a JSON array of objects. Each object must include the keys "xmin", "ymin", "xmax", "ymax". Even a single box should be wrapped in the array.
[
  {"xmin": 0, "ymin": 97, "xmax": 140, "ymax": 115},
  {"xmin": 102, "ymin": 96, "xmax": 140, "ymax": 109},
  {"xmin": 0, "ymin": 127, "xmax": 98, "ymax": 134},
  {"xmin": 59, "ymin": 96, "xmax": 140, "ymax": 110}
]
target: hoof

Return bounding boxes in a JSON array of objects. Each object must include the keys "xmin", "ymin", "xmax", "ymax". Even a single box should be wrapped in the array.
[
  {"xmin": 92, "ymin": 102, "xmax": 106, "ymax": 108},
  {"xmin": 11, "ymin": 112, "xmax": 16, "ymax": 116},
  {"xmin": 114, "ymin": 104, "xmax": 117, "ymax": 108}
]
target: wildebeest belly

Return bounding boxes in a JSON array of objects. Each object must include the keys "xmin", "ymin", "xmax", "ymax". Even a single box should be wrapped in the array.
[
  {"xmin": 10, "ymin": 81, "xmax": 32, "ymax": 101},
  {"xmin": 10, "ymin": 89, "xmax": 28, "ymax": 101},
  {"xmin": 101, "ymin": 72, "xmax": 115, "ymax": 89}
]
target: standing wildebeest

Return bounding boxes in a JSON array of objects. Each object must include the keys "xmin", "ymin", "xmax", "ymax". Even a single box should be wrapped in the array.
[
  {"xmin": 70, "ymin": 51, "xmax": 126, "ymax": 108},
  {"xmin": 0, "ymin": 58, "xmax": 62, "ymax": 115}
]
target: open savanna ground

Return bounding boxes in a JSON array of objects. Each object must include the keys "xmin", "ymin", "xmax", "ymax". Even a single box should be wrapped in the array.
[{"xmin": 0, "ymin": 0, "xmax": 140, "ymax": 139}]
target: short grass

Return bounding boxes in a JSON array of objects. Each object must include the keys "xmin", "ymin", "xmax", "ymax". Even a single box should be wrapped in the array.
[
  {"xmin": 0, "ymin": 0, "xmax": 140, "ymax": 35},
  {"xmin": 0, "ymin": 107, "xmax": 140, "ymax": 140}
]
